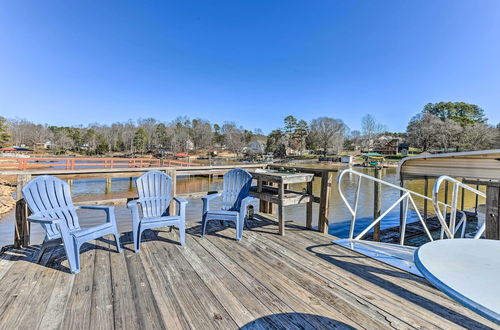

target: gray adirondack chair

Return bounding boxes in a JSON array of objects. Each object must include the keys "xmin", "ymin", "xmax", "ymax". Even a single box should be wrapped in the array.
[
  {"xmin": 22, "ymin": 175, "xmax": 122, "ymax": 274},
  {"xmin": 127, "ymin": 170, "xmax": 187, "ymax": 252},
  {"xmin": 201, "ymin": 168, "xmax": 256, "ymax": 241}
]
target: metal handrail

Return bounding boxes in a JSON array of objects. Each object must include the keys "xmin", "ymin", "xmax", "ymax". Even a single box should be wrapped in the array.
[
  {"xmin": 338, "ymin": 169, "xmax": 485, "ymax": 245},
  {"xmin": 338, "ymin": 169, "xmax": 434, "ymax": 245},
  {"xmin": 433, "ymin": 176, "xmax": 486, "ymax": 239}
]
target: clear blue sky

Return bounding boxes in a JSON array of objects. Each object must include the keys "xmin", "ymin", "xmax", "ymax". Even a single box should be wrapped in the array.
[{"xmin": 1, "ymin": 1, "xmax": 499, "ymax": 133}]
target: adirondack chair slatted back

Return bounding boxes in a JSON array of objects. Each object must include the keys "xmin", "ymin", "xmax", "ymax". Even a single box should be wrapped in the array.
[
  {"xmin": 136, "ymin": 171, "xmax": 172, "ymax": 218},
  {"xmin": 22, "ymin": 175, "xmax": 80, "ymax": 238},
  {"xmin": 221, "ymin": 169, "xmax": 252, "ymax": 211}
]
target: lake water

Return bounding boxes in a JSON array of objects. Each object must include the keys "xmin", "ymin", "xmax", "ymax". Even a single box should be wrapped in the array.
[{"xmin": 0, "ymin": 166, "xmax": 484, "ymax": 247}]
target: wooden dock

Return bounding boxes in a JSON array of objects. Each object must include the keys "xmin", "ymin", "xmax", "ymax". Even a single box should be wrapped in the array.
[{"xmin": 0, "ymin": 212, "xmax": 495, "ymax": 329}]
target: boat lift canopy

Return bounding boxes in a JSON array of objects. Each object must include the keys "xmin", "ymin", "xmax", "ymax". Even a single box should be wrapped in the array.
[{"xmin": 399, "ymin": 149, "xmax": 500, "ymax": 183}]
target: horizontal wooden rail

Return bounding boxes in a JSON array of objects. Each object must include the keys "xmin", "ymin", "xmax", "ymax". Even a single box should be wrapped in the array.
[{"xmin": 0, "ymin": 157, "xmax": 200, "ymax": 171}]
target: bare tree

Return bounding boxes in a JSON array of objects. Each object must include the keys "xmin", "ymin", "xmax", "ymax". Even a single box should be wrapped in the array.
[
  {"xmin": 435, "ymin": 119, "xmax": 462, "ymax": 152},
  {"xmin": 222, "ymin": 122, "xmax": 245, "ymax": 156},
  {"xmin": 7, "ymin": 119, "xmax": 50, "ymax": 147},
  {"xmin": 309, "ymin": 117, "xmax": 347, "ymax": 155},
  {"xmin": 361, "ymin": 114, "xmax": 385, "ymax": 151},
  {"xmin": 495, "ymin": 123, "xmax": 500, "ymax": 148},
  {"xmin": 461, "ymin": 123, "xmax": 497, "ymax": 150},
  {"xmin": 406, "ymin": 113, "xmax": 442, "ymax": 151}
]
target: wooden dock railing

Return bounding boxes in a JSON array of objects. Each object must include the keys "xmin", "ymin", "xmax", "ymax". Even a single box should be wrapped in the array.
[
  {"xmin": 0, "ymin": 157, "xmax": 199, "ymax": 171},
  {"xmin": 1, "ymin": 163, "xmax": 337, "ymax": 248}
]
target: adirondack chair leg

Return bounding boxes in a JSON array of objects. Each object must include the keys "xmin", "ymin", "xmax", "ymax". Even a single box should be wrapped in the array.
[
  {"xmin": 135, "ymin": 229, "xmax": 144, "ymax": 253},
  {"xmin": 113, "ymin": 230, "xmax": 122, "ymax": 253},
  {"xmin": 67, "ymin": 241, "xmax": 81, "ymax": 274},
  {"xmin": 201, "ymin": 214, "xmax": 208, "ymax": 237},
  {"xmin": 35, "ymin": 243, "xmax": 48, "ymax": 264},
  {"xmin": 235, "ymin": 218, "xmax": 243, "ymax": 241},
  {"xmin": 131, "ymin": 221, "xmax": 140, "ymax": 252},
  {"xmin": 178, "ymin": 221, "xmax": 185, "ymax": 246}
]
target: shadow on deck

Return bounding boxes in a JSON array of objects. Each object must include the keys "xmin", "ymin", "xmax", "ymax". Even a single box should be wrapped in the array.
[{"xmin": 0, "ymin": 215, "xmax": 496, "ymax": 329}]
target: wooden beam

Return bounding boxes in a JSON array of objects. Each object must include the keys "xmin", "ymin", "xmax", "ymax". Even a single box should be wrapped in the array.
[
  {"xmin": 318, "ymin": 172, "xmax": 333, "ymax": 234},
  {"xmin": 14, "ymin": 174, "xmax": 31, "ymax": 248},
  {"xmin": 485, "ymin": 184, "xmax": 500, "ymax": 240},
  {"xmin": 105, "ymin": 177, "xmax": 112, "ymax": 194},
  {"xmin": 167, "ymin": 169, "xmax": 177, "ymax": 214},
  {"xmin": 14, "ymin": 199, "xmax": 30, "ymax": 248},
  {"xmin": 423, "ymin": 177, "xmax": 429, "ymax": 220},
  {"xmin": 444, "ymin": 181, "xmax": 449, "ymax": 207},
  {"xmin": 399, "ymin": 179, "xmax": 404, "ymax": 236},
  {"xmin": 258, "ymin": 179, "xmax": 266, "ymax": 213},
  {"xmin": 306, "ymin": 180, "xmax": 313, "ymax": 230},
  {"xmin": 267, "ymin": 164, "xmax": 338, "ymax": 177},
  {"xmin": 0, "ymin": 163, "xmax": 267, "ymax": 176},
  {"xmin": 460, "ymin": 178, "xmax": 465, "ymax": 211},
  {"xmin": 373, "ymin": 168, "xmax": 381, "ymax": 242},
  {"xmin": 278, "ymin": 182, "xmax": 285, "ymax": 236}
]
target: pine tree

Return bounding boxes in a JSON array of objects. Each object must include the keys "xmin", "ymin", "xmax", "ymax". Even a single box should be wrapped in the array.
[{"xmin": 0, "ymin": 117, "xmax": 11, "ymax": 147}]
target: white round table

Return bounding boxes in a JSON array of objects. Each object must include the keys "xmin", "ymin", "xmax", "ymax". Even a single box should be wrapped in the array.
[{"xmin": 415, "ymin": 239, "xmax": 500, "ymax": 324}]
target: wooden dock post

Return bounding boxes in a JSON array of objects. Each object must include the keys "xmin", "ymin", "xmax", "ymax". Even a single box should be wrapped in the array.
[
  {"xmin": 67, "ymin": 179, "xmax": 73, "ymax": 192},
  {"xmin": 475, "ymin": 184, "xmax": 479, "ymax": 215},
  {"xmin": 399, "ymin": 179, "xmax": 405, "ymax": 236},
  {"xmin": 14, "ymin": 199, "xmax": 30, "ymax": 248},
  {"xmin": 306, "ymin": 180, "xmax": 313, "ymax": 229},
  {"xmin": 14, "ymin": 174, "xmax": 32, "ymax": 248},
  {"xmin": 444, "ymin": 181, "xmax": 449, "ymax": 207},
  {"xmin": 460, "ymin": 178, "xmax": 465, "ymax": 211},
  {"xmin": 166, "ymin": 169, "xmax": 177, "ymax": 214},
  {"xmin": 318, "ymin": 172, "xmax": 333, "ymax": 234},
  {"xmin": 373, "ymin": 167, "xmax": 381, "ymax": 241},
  {"xmin": 257, "ymin": 179, "xmax": 265, "ymax": 213},
  {"xmin": 105, "ymin": 177, "xmax": 112, "ymax": 194},
  {"xmin": 485, "ymin": 183, "xmax": 500, "ymax": 240},
  {"xmin": 129, "ymin": 177, "xmax": 134, "ymax": 190},
  {"xmin": 423, "ymin": 177, "xmax": 429, "ymax": 220},
  {"xmin": 278, "ymin": 182, "xmax": 285, "ymax": 236}
]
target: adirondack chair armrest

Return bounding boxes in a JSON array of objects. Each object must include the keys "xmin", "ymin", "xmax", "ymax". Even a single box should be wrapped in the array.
[
  {"xmin": 173, "ymin": 197, "xmax": 188, "ymax": 205},
  {"xmin": 77, "ymin": 205, "xmax": 114, "ymax": 210},
  {"xmin": 240, "ymin": 196, "xmax": 257, "ymax": 213},
  {"xmin": 76, "ymin": 205, "xmax": 116, "ymax": 223},
  {"xmin": 27, "ymin": 215, "xmax": 71, "ymax": 242},
  {"xmin": 127, "ymin": 199, "xmax": 142, "ymax": 224},
  {"xmin": 240, "ymin": 196, "xmax": 257, "ymax": 208},
  {"xmin": 202, "ymin": 193, "xmax": 221, "ymax": 201},
  {"xmin": 202, "ymin": 193, "xmax": 221, "ymax": 213},
  {"xmin": 126, "ymin": 199, "xmax": 140, "ymax": 208},
  {"xmin": 27, "ymin": 215, "xmax": 63, "ymax": 225},
  {"xmin": 173, "ymin": 197, "xmax": 188, "ymax": 218}
]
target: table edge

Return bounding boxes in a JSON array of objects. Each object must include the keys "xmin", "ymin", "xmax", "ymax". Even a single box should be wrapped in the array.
[{"xmin": 414, "ymin": 246, "xmax": 500, "ymax": 325}]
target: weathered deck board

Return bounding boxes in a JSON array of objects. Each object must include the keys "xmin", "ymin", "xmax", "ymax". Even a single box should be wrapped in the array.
[
  {"xmin": 0, "ymin": 210, "xmax": 496, "ymax": 329},
  {"xmin": 291, "ymin": 228, "xmax": 495, "ymax": 328}
]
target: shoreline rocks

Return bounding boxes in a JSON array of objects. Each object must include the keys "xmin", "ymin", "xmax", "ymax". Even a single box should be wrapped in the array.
[{"xmin": 0, "ymin": 182, "xmax": 15, "ymax": 216}]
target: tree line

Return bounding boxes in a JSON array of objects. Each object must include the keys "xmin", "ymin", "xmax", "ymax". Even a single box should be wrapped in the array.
[
  {"xmin": 0, "ymin": 117, "xmax": 262, "ymax": 156},
  {"xmin": 266, "ymin": 102, "xmax": 499, "ymax": 156},
  {"xmin": 1, "ymin": 101, "xmax": 499, "ymax": 157},
  {"xmin": 266, "ymin": 116, "xmax": 348, "ymax": 157},
  {"xmin": 406, "ymin": 102, "xmax": 499, "ymax": 152}
]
